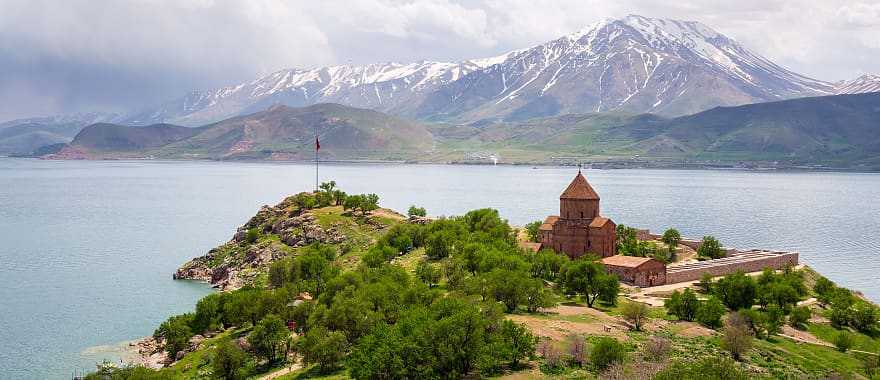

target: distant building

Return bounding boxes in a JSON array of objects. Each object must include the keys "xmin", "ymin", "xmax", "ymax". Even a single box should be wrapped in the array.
[
  {"xmin": 539, "ymin": 170, "xmax": 617, "ymax": 258},
  {"xmin": 602, "ymin": 255, "xmax": 667, "ymax": 287}
]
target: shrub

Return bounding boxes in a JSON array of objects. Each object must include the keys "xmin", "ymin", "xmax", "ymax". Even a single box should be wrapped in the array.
[
  {"xmin": 591, "ymin": 337, "xmax": 627, "ymax": 370},
  {"xmin": 153, "ymin": 313, "xmax": 194, "ymax": 356},
  {"xmin": 834, "ymin": 330, "xmax": 854, "ymax": 352},
  {"xmin": 621, "ymin": 301, "xmax": 650, "ymax": 331},
  {"xmin": 788, "ymin": 306, "xmax": 811, "ymax": 329},
  {"xmin": 696, "ymin": 297, "xmax": 726, "ymax": 328},
  {"xmin": 666, "ymin": 288, "xmax": 699, "ymax": 321},
  {"xmin": 721, "ymin": 312, "xmax": 753, "ymax": 361},
  {"xmin": 567, "ymin": 336, "xmax": 587, "ymax": 367},
  {"xmin": 642, "ymin": 336, "xmax": 671, "ymax": 362},
  {"xmin": 407, "ymin": 205, "xmax": 426, "ymax": 218},
  {"xmin": 654, "ymin": 356, "xmax": 748, "ymax": 380},
  {"xmin": 300, "ymin": 328, "xmax": 348, "ymax": 373},
  {"xmin": 697, "ymin": 236, "xmax": 724, "ymax": 259},
  {"xmin": 245, "ymin": 228, "xmax": 259, "ymax": 244},
  {"xmin": 211, "ymin": 340, "xmax": 251, "ymax": 380}
]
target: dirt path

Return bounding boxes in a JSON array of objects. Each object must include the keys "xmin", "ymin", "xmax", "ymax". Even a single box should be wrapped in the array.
[
  {"xmin": 508, "ymin": 305, "xmax": 629, "ymax": 341},
  {"xmin": 258, "ymin": 361, "xmax": 303, "ymax": 380}
]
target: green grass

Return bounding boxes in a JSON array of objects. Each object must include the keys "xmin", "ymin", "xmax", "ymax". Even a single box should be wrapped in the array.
[
  {"xmin": 750, "ymin": 335, "xmax": 868, "ymax": 378},
  {"xmin": 276, "ymin": 365, "xmax": 350, "ymax": 380},
  {"xmin": 809, "ymin": 323, "xmax": 880, "ymax": 353}
]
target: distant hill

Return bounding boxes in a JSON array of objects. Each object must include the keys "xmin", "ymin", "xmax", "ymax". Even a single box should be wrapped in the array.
[
  {"xmin": 438, "ymin": 92, "xmax": 880, "ymax": 169},
  {"xmin": 0, "ymin": 112, "xmax": 120, "ymax": 155},
  {"xmin": 56, "ymin": 103, "xmax": 435, "ymax": 161}
]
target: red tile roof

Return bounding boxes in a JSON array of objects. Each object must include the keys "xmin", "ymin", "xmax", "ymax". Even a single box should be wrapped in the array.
[
  {"xmin": 601, "ymin": 255, "xmax": 658, "ymax": 268},
  {"xmin": 560, "ymin": 171, "xmax": 600, "ymax": 200},
  {"xmin": 589, "ymin": 217, "xmax": 610, "ymax": 228}
]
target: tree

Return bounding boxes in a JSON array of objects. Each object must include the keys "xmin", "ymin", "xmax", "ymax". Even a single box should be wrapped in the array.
[
  {"xmin": 248, "ymin": 314, "xmax": 289, "ymax": 363},
  {"xmin": 487, "ymin": 269, "xmax": 529, "ymax": 312},
  {"xmin": 300, "ymin": 328, "xmax": 348, "ymax": 373},
  {"xmin": 524, "ymin": 281, "xmax": 554, "ymax": 313},
  {"xmin": 332, "ymin": 190, "xmax": 347, "ymax": 206},
  {"xmin": 653, "ymin": 356, "xmax": 748, "ymax": 380},
  {"xmin": 698, "ymin": 273, "xmax": 714, "ymax": 293},
  {"xmin": 192, "ymin": 293, "xmax": 222, "ymax": 333},
  {"xmin": 361, "ymin": 244, "xmax": 396, "ymax": 268},
  {"xmin": 590, "ymin": 337, "xmax": 627, "ymax": 370},
  {"xmin": 813, "ymin": 276, "xmax": 836, "ymax": 305},
  {"xmin": 697, "ymin": 236, "xmax": 724, "ymax": 259},
  {"xmin": 407, "ymin": 205, "xmax": 427, "ymax": 218},
  {"xmin": 788, "ymin": 306, "xmax": 811, "ymax": 329},
  {"xmin": 834, "ymin": 330, "xmax": 854, "ymax": 352},
  {"xmin": 561, "ymin": 258, "xmax": 618, "ymax": 308},
  {"xmin": 425, "ymin": 230, "xmax": 455, "ymax": 260},
  {"xmin": 850, "ymin": 303, "xmax": 878, "ymax": 332},
  {"xmin": 211, "ymin": 340, "xmax": 250, "ymax": 380},
  {"xmin": 621, "ymin": 301, "xmax": 650, "ymax": 331},
  {"xmin": 713, "ymin": 271, "xmax": 757, "ymax": 310},
  {"xmin": 524, "ymin": 221, "xmax": 542, "ymax": 243},
  {"xmin": 763, "ymin": 305, "xmax": 784, "ymax": 336},
  {"xmin": 496, "ymin": 320, "xmax": 536, "ymax": 368},
  {"xmin": 721, "ymin": 312, "xmax": 753, "ymax": 361},
  {"xmin": 415, "ymin": 260, "xmax": 442, "ymax": 288},
  {"xmin": 529, "ymin": 250, "xmax": 568, "ymax": 281},
  {"xmin": 153, "ymin": 313, "xmax": 194, "ymax": 356},
  {"xmin": 661, "ymin": 228, "xmax": 681, "ymax": 257},
  {"xmin": 615, "ymin": 224, "xmax": 638, "ymax": 255},
  {"xmin": 666, "ymin": 288, "xmax": 699, "ymax": 321},
  {"xmin": 696, "ymin": 297, "xmax": 726, "ymax": 328}
]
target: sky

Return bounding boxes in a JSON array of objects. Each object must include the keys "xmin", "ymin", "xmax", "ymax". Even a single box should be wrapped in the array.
[{"xmin": 1, "ymin": 0, "xmax": 879, "ymax": 121}]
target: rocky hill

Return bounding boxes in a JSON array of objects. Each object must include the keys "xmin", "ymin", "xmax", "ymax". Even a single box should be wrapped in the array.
[
  {"xmin": 124, "ymin": 15, "xmax": 842, "ymax": 126},
  {"xmin": 0, "ymin": 112, "xmax": 121, "ymax": 155},
  {"xmin": 50, "ymin": 103, "xmax": 435, "ymax": 160}
]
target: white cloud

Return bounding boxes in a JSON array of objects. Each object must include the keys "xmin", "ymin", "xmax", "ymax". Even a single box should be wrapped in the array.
[{"xmin": 0, "ymin": 0, "xmax": 878, "ymax": 120}]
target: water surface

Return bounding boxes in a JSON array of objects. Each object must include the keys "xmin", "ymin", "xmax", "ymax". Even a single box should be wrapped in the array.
[{"xmin": 1, "ymin": 159, "xmax": 878, "ymax": 378}]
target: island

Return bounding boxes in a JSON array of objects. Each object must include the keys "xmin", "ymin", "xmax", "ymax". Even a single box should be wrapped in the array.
[{"xmin": 86, "ymin": 174, "xmax": 879, "ymax": 380}]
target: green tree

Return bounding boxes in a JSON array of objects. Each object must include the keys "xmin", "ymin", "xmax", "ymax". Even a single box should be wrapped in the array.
[
  {"xmin": 834, "ymin": 330, "xmax": 854, "ymax": 352},
  {"xmin": 788, "ymin": 306, "xmax": 811, "ymax": 329},
  {"xmin": 851, "ymin": 302, "xmax": 879, "ymax": 332},
  {"xmin": 496, "ymin": 319, "xmax": 536, "ymax": 368},
  {"xmin": 408, "ymin": 205, "xmax": 427, "ymax": 218},
  {"xmin": 698, "ymin": 272, "xmax": 714, "ymax": 293},
  {"xmin": 666, "ymin": 288, "xmax": 699, "ymax": 321},
  {"xmin": 524, "ymin": 221, "xmax": 542, "ymax": 243},
  {"xmin": 248, "ymin": 314, "xmax": 289, "ymax": 363},
  {"xmin": 153, "ymin": 313, "xmax": 194, "ymax": 356},
  {"xmin": 415, "ymin": 260, "xmax": 442, "ymax": 288},
  {"xmin": 696, "ymin": 297, "xmax": 726, "ymax": 328},
  {"xmin": 300, "ymin": 328, "xmax": 348, "ymax": 373},
  {"xmin": 713, "ymin": 271, "xmax": 757, "ymax": 310},
  {"xmin": 211, "ymin": 340, "xmax": 250, "ymax": 380},
  {"xmin": 813, "ymin": 276, "xmax": 836, "ymax": 305},
  {"xmin": 530, "ymin": 250, "xmax": 568, "ymax": 281},
  {"xmin": 621, "ymin": 301, "xmax": 650, "ymax": 331},
  {"xmin": 653, "ymin": 356, "xmax": 748, "ymax": 380},
  {"xmin": 590, "ymin": 337, "xmax": 627, "ymax": 370},
  {"xmin": 561, "ymin": 257, "xmax": 617, "ymax": 308},
  {"xmin": 697, "ymin": 236, "xmax": 724, "ymax": 259},
  {"xmin": 192, "ymin": 293, "xmax": 222, "ymax": 333},
  {"xmin": 615, "ymin": 224, "xmax": 638, "ymax": 255},
  {"xmin": 661, "ymin": 228, "xmax": 681, "ymax": 257}
]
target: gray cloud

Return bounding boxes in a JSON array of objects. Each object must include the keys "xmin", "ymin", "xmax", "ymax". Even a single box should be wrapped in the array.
[{"xmin": 0, "ymin": 0, "xmax": 878, "ymax": 121}]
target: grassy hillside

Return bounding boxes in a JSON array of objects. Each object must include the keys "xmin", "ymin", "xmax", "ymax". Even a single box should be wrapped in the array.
[{"xmin": 86, "ymin": 185, "xmax": 880, "ymax": 380}]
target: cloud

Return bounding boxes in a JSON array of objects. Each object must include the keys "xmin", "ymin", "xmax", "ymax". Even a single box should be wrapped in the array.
[{"xmin": 0, "ymin": 0, "xmax": 878, "ymax": 121}]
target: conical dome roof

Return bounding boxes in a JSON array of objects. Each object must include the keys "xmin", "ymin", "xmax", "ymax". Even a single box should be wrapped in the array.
[{"xmin": 560, "ymin": 171, "xmax": 600, "ymax": 200}]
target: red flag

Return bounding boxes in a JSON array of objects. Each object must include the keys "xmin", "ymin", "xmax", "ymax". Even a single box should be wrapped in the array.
[{"xmin": 315, "ymin": 135, "xmax": 320, "ymax": 151}]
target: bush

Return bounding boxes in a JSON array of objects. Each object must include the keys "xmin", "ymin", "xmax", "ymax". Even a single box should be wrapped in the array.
[
  {"xmin": 697, "ymin": 236, "xmax": 724, "ymax": 259},
  {"xmin": 721, "ymin": 312, "xmax": 753, "ymax": 361},
  {"xmin": 834, "ymin": 330, "xmax": 854, "ymax": 352},
  {"xmin": 211, "ymin": 340, "xmax": 251, "ymax": 380},
  {"xmin": 621, "ymin": 301, "xmax": 650, "ymax": 331},
  {"xmin": 788, "ymin": 306, "xmax": 811, "ymax": 329},
  {"xmin": 713, "ymin": 271, "xmax": 757, "ymax": 311},
  {"xmin": 407, "ymin": 205, "xmax": 426, "ymax": 218},
  {"xmin": 153, "ymin": 313, "xmax": 194, "ymax": 356},
  {"xmin": 696, "ymin": 297, "xmax": 726, "ymax": 328},
  {"xmin": 524, "ymin": 221, "xmax": 542, "ymax": 243},
  {"xmin": 666, "ymin": 288, "xmax": 699, "ymax": 321},
  {"xmin": 248, "ymin": 314, "xmax": 289, "ymax": 362},
  {"xmin": 590, "ymin": 337, "xmax": 627, "ymax": 370},
  {"xmin": 245, "ymin": 228, "xmax": 259, "ymax": 244},
  {"xmin": 300, "ymin": 328, "xmax": 348, "ymax": 373},
  {"xmin": 642, "ymin": 336, "xmax": 671, "ymax": 362},
  {"xmin": 653, "ymin": 356, "xmax": 748, "ymax": 380}
]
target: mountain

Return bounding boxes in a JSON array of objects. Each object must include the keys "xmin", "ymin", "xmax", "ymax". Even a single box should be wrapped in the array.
[
  {"xmin": 455, "ymin": 92, "xmax": 880, "ymax": 168},
  {"xmin": 836, "ymin": 74, "xmax": 880, "ymax": 94},
  {"xmin": 125, "ymin": 15, "xmax": 834, "ymax": 126},
  {"xmin": 0, "ymin": 112, "xmax": 121, "ymax": 155},
  {"xmin": 58, "ymin": 103, "xmax": 435, "ymax": 160}
]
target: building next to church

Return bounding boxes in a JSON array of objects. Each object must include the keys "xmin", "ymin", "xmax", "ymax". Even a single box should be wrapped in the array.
[{"xmin": 539, "ymin": 170, "xmax": 617, "ymax": 259}]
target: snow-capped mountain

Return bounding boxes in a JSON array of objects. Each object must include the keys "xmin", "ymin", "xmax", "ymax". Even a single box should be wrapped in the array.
[
  {"xmin": 835, "ymin": 74, "xmax": 880, "ymax": 94},
  {"xmin": 126, "ymin": 15, "xmax": 839, "ymax": 126}
]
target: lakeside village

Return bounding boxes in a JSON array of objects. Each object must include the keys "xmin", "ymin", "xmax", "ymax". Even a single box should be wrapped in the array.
[{"xmin": 89, "ymin": 172, "xmax": 879, "ymax": 380}]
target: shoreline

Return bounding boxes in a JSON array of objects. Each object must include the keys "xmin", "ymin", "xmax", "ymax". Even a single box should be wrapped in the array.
[{"xmin": 5, "ymin": 155, "xmax": 879, "ymax": 174}]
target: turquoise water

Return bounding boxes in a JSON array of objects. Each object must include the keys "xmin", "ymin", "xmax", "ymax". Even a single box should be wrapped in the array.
[{"xmin": 1, "ymin": 159, "xmax": 879, "ymax": 378}]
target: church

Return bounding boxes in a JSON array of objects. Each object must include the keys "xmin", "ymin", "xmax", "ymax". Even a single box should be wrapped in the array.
[{"xmin": 538, "ymin": 170, "xmax": 617, "ymax": 258}]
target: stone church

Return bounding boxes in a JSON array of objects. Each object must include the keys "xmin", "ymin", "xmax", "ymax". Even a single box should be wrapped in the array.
[{"xmin": 539, "ymin": 170, "xmax": 617, "ymax": 258}]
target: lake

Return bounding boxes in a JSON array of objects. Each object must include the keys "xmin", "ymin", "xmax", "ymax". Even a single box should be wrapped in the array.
[{"xmin": 1, "ymin": 158, "xmax": 879, "ymax": 378}]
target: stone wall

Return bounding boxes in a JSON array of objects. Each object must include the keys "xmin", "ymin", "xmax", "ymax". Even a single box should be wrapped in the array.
[{"xmin": 665, "ymin": 251, "xmax": 799, "ymax": 284}]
